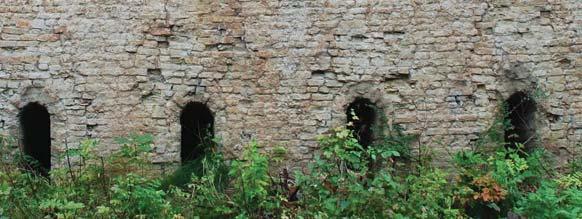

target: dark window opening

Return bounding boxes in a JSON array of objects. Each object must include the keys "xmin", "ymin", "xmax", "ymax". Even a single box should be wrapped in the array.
[
  {"xmin": 504, "ymin": 92, "xmax": 536, "ymax": 149},
  {"xmin": 158, "ymin": 40, "xmax": 169, "ymax": 48},
  {"xmin": 311, "ymin": 70, "xmax": 326, "ymax": 77},
  {"xmin": 346, "ymin": 98, "xmax": 377, "ymax": 148},
  {"xmin": 19, "ymin": 102, "xmax": 51, "ymax": 176},
  {"xmin": 147, "ymin": 69, "xmax": 163, "ymax": 83},
  {"xmin": 180, "ymin": 102, "xmax": 214, "ymax": 163}
]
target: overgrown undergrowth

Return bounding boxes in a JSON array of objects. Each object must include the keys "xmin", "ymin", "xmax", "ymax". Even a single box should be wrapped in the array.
[{"xmin": 0, "ymin": 126, "xmax": 580, "ymax": 218}]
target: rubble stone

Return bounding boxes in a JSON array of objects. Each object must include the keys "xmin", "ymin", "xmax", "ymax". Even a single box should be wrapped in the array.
[{"xmin": 0, "ymin": 1, "xmax": 580, "ymax": 167}]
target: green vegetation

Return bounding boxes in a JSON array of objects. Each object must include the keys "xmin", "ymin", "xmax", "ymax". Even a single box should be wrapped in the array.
[{"xmin": 0, "ymin": 121, "xmax": 580, "ymax": 218}]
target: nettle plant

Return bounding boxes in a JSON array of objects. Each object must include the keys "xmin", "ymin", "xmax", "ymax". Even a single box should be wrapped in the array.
[
  {"xmin": 0, "ymin": 93, "xmax": 580, "ymax": 219},
  {"xmin": 294, "ymin": 126, "xmax": 469, "ymax": 218},
  {"xmin": 229, "ymin": 141, "xmax": 284, "ymax": 218},
  {"xmin": 450, "ymin": 92, "xmax": 581, "ymax": 218},
  {"xmin": 0, "ymin": 133, "xmax": 181, "ymax": 219},
  {"xmin": 297, "ymin": 127, "xmax": 399, "ymax": 217},
  {"xmin": 453, "ymin": 144, "xmax": 546, "ymax": 217}
]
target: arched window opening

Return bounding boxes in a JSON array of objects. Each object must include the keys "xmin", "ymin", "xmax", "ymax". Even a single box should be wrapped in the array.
[
  {"xmin": 504, "ymin": 92, "xmax": 536, "ymax": 149},
  {"xmin": 346, "ymin": 98, "xmax": 377, "ymax": 148},
  {"xmin": 19, "ymin": 102, "xmax": 51, "ymax": 176},
  {"xmin": 180, "ymin": 102, "xmax": 214, "ymax": 163}
]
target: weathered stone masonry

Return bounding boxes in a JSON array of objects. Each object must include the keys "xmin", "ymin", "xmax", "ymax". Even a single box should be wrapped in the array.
[{"xmin": 0, "ymin": 0, "xmax": 580, "ymax": 167}]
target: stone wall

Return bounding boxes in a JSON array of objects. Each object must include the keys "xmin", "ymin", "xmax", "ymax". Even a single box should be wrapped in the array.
[{"xmin": 0, "ymin": 0, "xmax": 580, "ymax": 166}]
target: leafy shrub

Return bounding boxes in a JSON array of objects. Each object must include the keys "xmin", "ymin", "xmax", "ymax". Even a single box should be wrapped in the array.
[
  {"xmin": 108, "ymin": 174, "xmax": 172, "ymax": 218},
  {"xmin": 396, "ymin": 168, "xmax": 465, "ymax": 218},
  {"xmin": 38, "ymin": 198, "xmax": 85, "ymax": 219},
  {"xmin": 162, "ymin": 153, "xmax": 229, "ymax": 190},
  {"xmin": 515, "ymin": 178, "xmax": 582, "ymax": 218},
  {"xmin": 229, "ymin": 141, "xmax": 282, "ymax": 217},
  {"xmin": 454, "ymin": 143, "xmax": 550, "ymax": 218},
  {"xmin": 0, "ymin": 120, "xmax": 580, "ymax": 218},
  {"xmin": 162, "ymin": 150, "xmax": 233, "ymax": 218},
  {"xmin": 296, "ymin": 127, "xmax": 402, "ymax": 218}
]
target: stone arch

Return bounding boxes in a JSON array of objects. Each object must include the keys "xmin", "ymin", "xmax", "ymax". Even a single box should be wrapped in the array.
[
  {"xmin": 346, "ymin": 97, "xmax": 377, "ymax": 148},
  {"xmin": 504, "ymin": 91, "xmax": 537, "ymax": 149},
  {"xmin": 13, "ymin": 86, "xmax": 65, "ymax": 124},
  {"xmin": 169, "ymin": 89, "xmax": 227, "ymax": 162},
  {"xmin": 180, "ymin": 102, "xmax": 214, "ymax": 163},
  {"xmin": 11, "ymin": 86, "xmax": 65, "ymax": 172},
  {"xmin": 19, "ymin": 102, "xmax": 51, "ymax": 176},
  {"xmin": 331, "ymin": 84, "xmax": 388, "ymax": 126}
]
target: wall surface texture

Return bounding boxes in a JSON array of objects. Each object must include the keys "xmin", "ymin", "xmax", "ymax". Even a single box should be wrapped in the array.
[{"xmin": 0, "ymin": 0, "xmax": 580, "ymax": 166}]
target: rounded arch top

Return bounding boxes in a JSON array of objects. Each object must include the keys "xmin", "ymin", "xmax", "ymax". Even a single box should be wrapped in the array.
[
  {"xmin": 19, "ymin": 101, "xmax": 52, "ymax": 176},
  {"xmin": 346, "ymin": 97, "xmax": 378, "ymax": 148},
  {"xmin": 179, "ymin": 101, "xmax": 215, "ymax": 163},
  {"xmin": 504, "ymin": 90, "xmax": 538, "ymax": 150},
  {"xmin": 13, "ymin": 86, "xmax": 64, "ymax": 121},
  {"xmin": 180, "ymin": 101, "xmax": 215, "ymax": 123},
  {"xmin": 168, "ymin": 92, "xmax": 225, "ymax": 123},
  {"xmin": 339, "ymin": 84, "xmax": 386, "ymax": 108}
]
